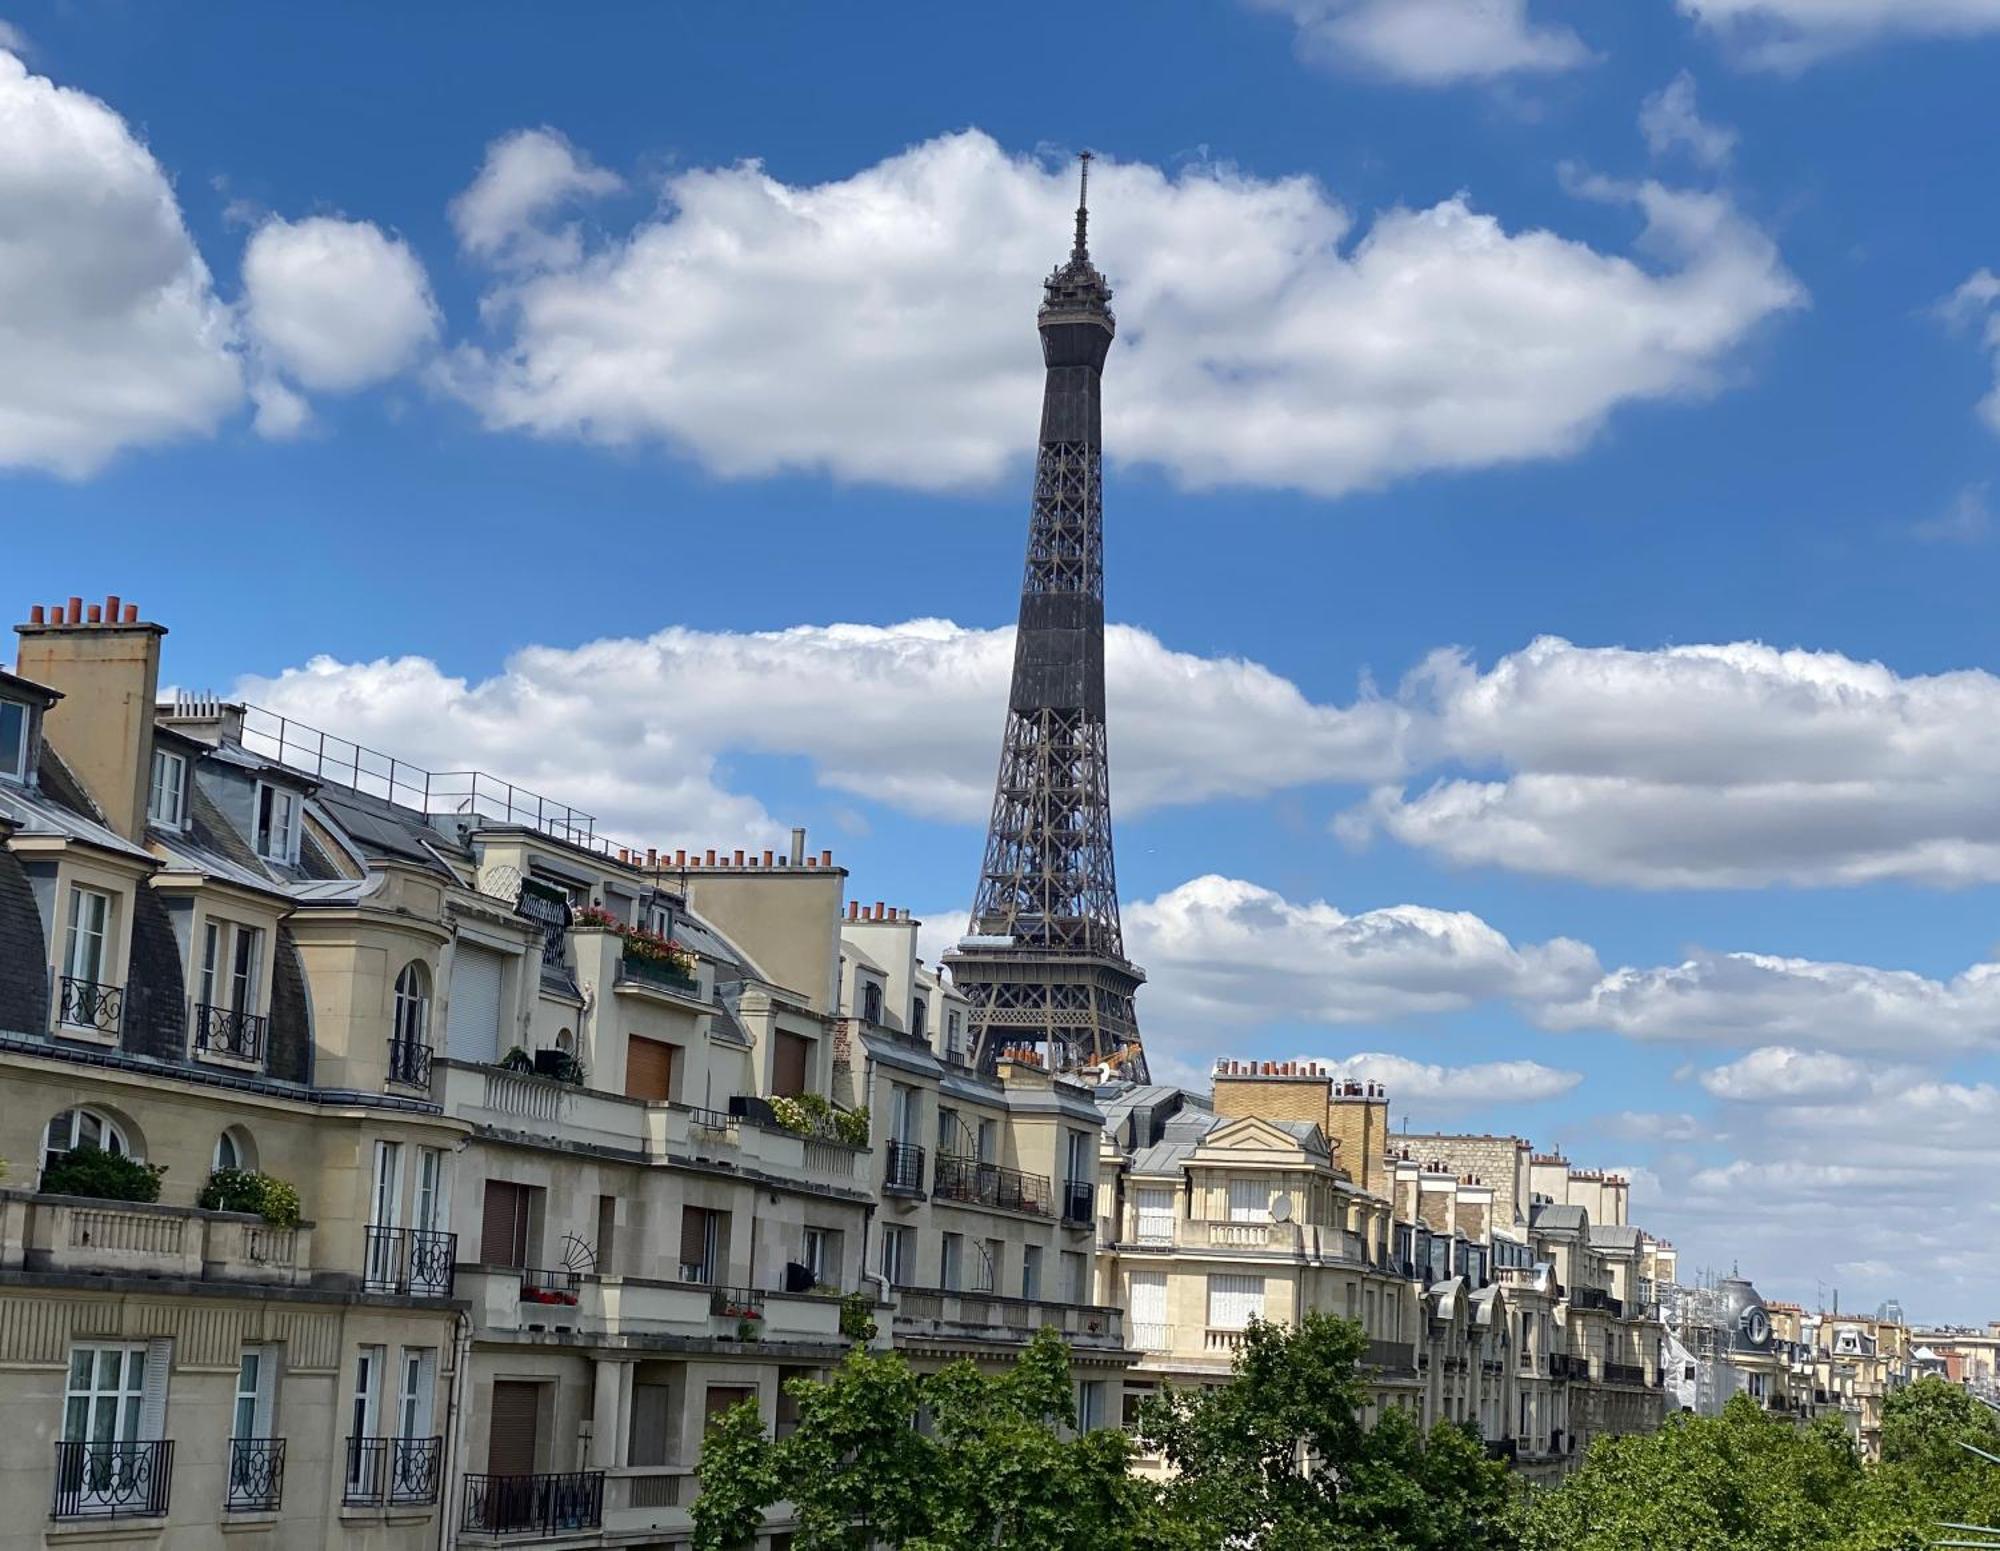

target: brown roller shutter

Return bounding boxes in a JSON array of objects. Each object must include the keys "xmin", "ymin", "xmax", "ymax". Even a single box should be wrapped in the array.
[
  {"xmin": 625, "ymin": 1035, "xmax": 676, "ymax": 1101},
  {"xmin": 481, "ymin": 1181, "xmax": 529, "ymax": 1268},
  {"xmin": 487, "ymin": 1381, "xmax": 541, "ymax": 1476},
  {"xmin": 772, "ymin": 1032, "xmax": 810, "ymax": 1098},
  {"xmin": 679, "ymin": 1206, "xmax": 712, "ymax": 1279}
]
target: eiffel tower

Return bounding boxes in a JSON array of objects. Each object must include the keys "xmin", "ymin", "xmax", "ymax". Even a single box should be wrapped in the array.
[{"xmin": 945, "ymin": 154, "xmax": 1148, "ymax": 1083}]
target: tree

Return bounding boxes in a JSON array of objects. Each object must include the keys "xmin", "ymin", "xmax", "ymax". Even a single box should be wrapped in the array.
[
  {"xmin": 1850, "ymin": 1376, "xmax": 2000, "ymax": 1550},
  {"xmin": 1515, "ymin": 1395, "xmax": 1866, "ymax": 1551},
  {"xmin": 1137, "ymin": 1313, "xmax": 1515, "ymax": 1550},
  {"xmin": 691, "ymin": 1328, "xmax": 1143, "ymax": 1551}
]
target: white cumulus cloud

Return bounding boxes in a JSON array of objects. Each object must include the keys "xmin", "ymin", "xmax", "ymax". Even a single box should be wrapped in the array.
[
  {"xmin": 1681, "ymin": 0, "xmax": 2000, "ymax": 68},
  {"xmin": 1309, "ymin": 1051, "xmax": 1582, "ymax": 1108},
  {"xmin": 1940, "ymin": 268, "xmax": 2000, "ymax": 437},
  {"xmin": 233, "ymin": 618, "xmax": 1408, "ymax": 843},
  {"xmin": 1639, "ymin": 72, "xmax": 1737, "ymax": 169},
  {"xmin": 450, "ymin": 126, "xmax": 622, "ymax": 270},
  {"xmin": 450, "ymin": 128, "xmax": 1801, "ymax": 497},
  {"xmin": 1251, "ymin": 0, "xmax": 1592, "ymax": 85},
  {"xmin": 1348, "ymin": 635, "xmax": 2000, "ymax": 888},
  {"xmin": 0, "ymin": 47, "xmax": 241, "ymax": 475},
  {"xmin": 240, "ymin": 216, "xmax": 440, "ymax": 427}
]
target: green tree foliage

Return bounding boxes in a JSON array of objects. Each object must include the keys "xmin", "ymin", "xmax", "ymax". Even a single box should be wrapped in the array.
[
  {"xmin": 1849, "ymin": 1376, "xmax": 2000, "ymax": 1550},
  {"xmin": 1137, "ymin": 1313, "xmax": 1515, "ymax": 1550},
  {"xmin": 39, "ymin": 1144, "xmax": 163, "ymax": 1202},
  {"xmin": 691, "ymin": 1328, "xmax": 1143, "ymax": 1551}
]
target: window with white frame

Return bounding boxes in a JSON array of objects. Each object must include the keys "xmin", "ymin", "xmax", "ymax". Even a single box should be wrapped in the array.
[
  {"xmin": 199, "ymin": 919, "xmax": 264, "ymax": 1015},
  {"xmin": 392, "ymin": 961, "xmax": 431, "ymax": 1048},
  {"xmin": 254, "ymin": 783, "xmax": 301, "ymax": 864},
  {"xmin": 940, "ymin": 1232, "xmax": 963, "ymax": 1292},
  {"xmin": 1206, "ymin": 1273, "xmax": 1265, "ymax": 1331},
  {"xmin": 0, "ymin": 697, "xmax": 27, "ymax": 781},
  {"xmin": 213, "ymin": 1126, "xmax": 256, "ymax": 1172},
  {"xmin": 802, "ymin": 1226, "xmax": 832, "ymax": 1285},
  {"xmin": 1076, "ymin": 1380, "xmax": 1105, "ymax": 1432},
  {"xmin": 147, "ymin": 749, "xmax": 187, "ymax": 828},
  {"xmin": 1021, "ymin": 1244, "xmax": 1043, "ymax": 1302},
  {"xmin": 63, "ymin": 885, "xmax": 114, "ymax": 987},
  {"xmin": 1226, "ymin": 1179, "xmax": 1273, "ymax": 1224},
  {"xmin": 880, "ymin": 1225, "xmax": 912, "ymax": 1288},
  {"xmin": 62, "ymin": 1343, "xmax": 156, "ymax": 1444},
  {"xmin": 232, "ymin": 1346, "xmax": 277, "ymax": 1439},
  {"xmin": 44, "ymin": 1108, "xmax": 129, "ymax": 1176},
  {"xmin": 396, "ymin": 1348, "xmax": 435, "ymax": 1438},
  {"xmin": 1127, "ymin": 1270, "xmax": 1168, "ymax": 1349},
  {"xmin": 348, "ymin": 1346, "xmax": 384, "ymax": 1491}
]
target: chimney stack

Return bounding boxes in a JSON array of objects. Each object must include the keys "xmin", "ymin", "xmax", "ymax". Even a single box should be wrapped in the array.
[
  {"xmin": 15, "ymin": 595, "xmax": 166, "ymax": 842},
  {"xmin": 790, "ymin": 827, "xmax": 807, "ymax": 866}
]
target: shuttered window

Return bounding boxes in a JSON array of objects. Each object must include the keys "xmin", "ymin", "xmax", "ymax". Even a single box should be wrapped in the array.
[
  {"xmin": 772, "ymin": 1031, "xmax": 811, "ymax": 1098},
  {"xmin": 680, "ymin": 1206, "xmax": 717, "ymax": 1283},
  {"xmin": 625, "ymin": 1035, "xmax": 676, "ymax": 1101},
  {"xmin": 1127, "ymin": 1270, "xmax": 1167, "ymax": 1328},
  {"xmin": 481, "ymin": 1181, "xmax": 531, "ymax": 1269},
  {"xmin": 444, "ymin": 946, "xmax": 506, "ymax": 1063},
  {"xmin": 487, "ymin": 1381, "xmax": 540, "ymax": 1476},
  {"xmin": 1227, "ymin": 1180, "xmax": 1272, "ymax": 1223},
  {"xmin": 1206, "ymin": 1273, "xmax": 1265, "ymax": 1330},
  {"xmin": 1135, "ymin": 1186, "xmax": 1175, "ymax": 1244}
]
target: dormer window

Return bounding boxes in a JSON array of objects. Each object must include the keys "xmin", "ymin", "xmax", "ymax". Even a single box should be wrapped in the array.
[
  {"xmin": 254, "ymin": 782, "xmax": 300, "ymax": 863},
  {"xmin": 861, "ymin": 980, "xmax": 884, "ymax": 1025},
  {"xmin": 0, "ymin": 697, "xmax": 27, "ymax": 781},
  {"xmin": 147, "ymin": 749, "xmax": 187, "ymax": 827}
]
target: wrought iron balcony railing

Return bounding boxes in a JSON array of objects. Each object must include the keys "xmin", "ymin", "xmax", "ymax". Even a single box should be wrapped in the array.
[
  {"xmin": 1061, "ymin": 1178, "xmax": 1096, "ymax": 1225},
  {"xmin": 194, "ymin": 1002, "xmax": 268, "ymax": 1063},
  {"xmin": 56, "ymin": 976, "xmax": 123, "ymax": 1036},
  {"xmin": 387, "ymin": 1037, "xmax": 433, "ymax": 1088},
  {"xmin": 884, "ymin": 1140, "xmax": 926, "ymax": 1195},
  {"xmin": 932, "ymin": 1153, "xmax": 1046, "ymax": 1213},
  {"xmin": 344, "ymin": 1436, "xmax": 442, "ymax": 1507},
  {"xmin": 461, "ymin": 1471, "xmax": 605, "ymax": 1536},
  {"xmin": 52, "ymin": 1440, "xmax": 172, "ymax": 1520},
  {"xmin": 709, "ymin": 1284, "xmax": 766, "ymax": 1319},
  {"xmin": 1602, "ymin": 1360, "xmax": 1648, "ymax": 1387},
  {"xmin": 362, "ymin": 1225, "xmax": 457, "ymax": 1297},
  {"xmin": 224, "ymin": 1438, "xmax": 285, "ymax": 1512}
]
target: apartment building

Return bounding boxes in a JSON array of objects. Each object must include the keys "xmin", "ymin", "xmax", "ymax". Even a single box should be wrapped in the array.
[
  {"xmin": 835, "ymin": 905, "xmax": 1134, "ymax": 1425},
  {"xmin": 0, "ymin": 599, "xmax": 463, "ymax": 1549}
]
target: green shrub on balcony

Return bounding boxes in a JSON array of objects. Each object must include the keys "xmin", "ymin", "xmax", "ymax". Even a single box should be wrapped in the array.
[
  {"xmin": 769, "ymin": 1092, "xmax": 869, "ymax": 1147},
  {"xmin": 197, "ymin": 1167, "xmax": 303, "ymax": 1227},
  {"xmin": 39, "ymin": 1145, "xmax": 164, "ymax": 1204},
  {"xmin": 839, "ymin": 1291, "xmax": 877, "ymax": 1343}
]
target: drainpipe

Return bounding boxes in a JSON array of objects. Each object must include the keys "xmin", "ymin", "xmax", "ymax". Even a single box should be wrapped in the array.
[{"xmin": 437, "ymin": 1307, "xmax": 473, "ymax": 1551}]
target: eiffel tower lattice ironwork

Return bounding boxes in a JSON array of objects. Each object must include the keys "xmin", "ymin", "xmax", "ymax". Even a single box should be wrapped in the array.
[{"xmin": 945, "ymin": 153, "xmax": 1149, "ymax": 1084}]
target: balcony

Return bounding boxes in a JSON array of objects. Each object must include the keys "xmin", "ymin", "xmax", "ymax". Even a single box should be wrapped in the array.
[
  {"xmin": 1061, "ymin": 1178, "xmax": 1096, "ymax": 1226},
  {"xmin": 225, "ymin": 1438, "xmax": 285, "ymax": 1512},
  {"xmin": 1132, "ymin": 1321, "xmax": 1174, "ymax": 1351},
  {"xmin": 362, "ymin": 1225, "xmax": 456, "ymax": 1297},
  {"xmin": 1602, "ymin": 1360, "xmax": 1648, "ymax": 1387},
  {"xmin": 55, "ymin": 975, "xmax": 122, "ymax": 1036},
  {"xmin": 52, "ymin": 1440, "xmax": 173, "ymax": 1521},
  {"xmin": 1362, "ymin": 1339, "xmax": 1419, "ymax": 1376},
  {"xmin": 193, "ymin": 1002, "xmax": 268, "ymax": 1064},
  {"xmin": 13, "ymin": 1192, "xmax": 312, "ymax": 1285},
  {"xmin": 614, "ymin": 953, "xmax": 702, "ymax": 1000},
  {"xmin": 932, "ymin": 1153, "xmax": 1049, "ymax": 1215},
  {"xmin": 520, "ymin": 1265, "xmax": 581, "ymax": 1306},
  {"xmin": 893, "ymin": 1286, "xmax": 1126, "ymax": 1352},
  {"xmin": 602, "ymin": 1468, "xmax": 695, "ymax": 1535},
  {"xmin": 884, "ymin": 1140, "xmax": 926, "ymax": 1196},
  {"xmin": 387, "ymin": 1036, "xmax": 434, "ymax": 1088},
  {"xmin": 344, "ymin": 1436, "xmax": 442, "ymax": 1507},
  {"xmin": 462, "ymin": 1471, "xmax": 605, "ymax": 1536},
  {"xmin": 458, "ymin": 1266, "xmax": 850, "ymax": 1345}
]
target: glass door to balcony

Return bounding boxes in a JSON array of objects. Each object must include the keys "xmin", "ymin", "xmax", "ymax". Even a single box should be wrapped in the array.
[{"xmin": 57, "ymin": 1344, "xmax": 167, "ymax": 1520}]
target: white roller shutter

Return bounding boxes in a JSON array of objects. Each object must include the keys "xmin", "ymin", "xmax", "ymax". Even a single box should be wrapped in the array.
[
  {"xmin": 445, "ymin": 946, "xmax": 505, "ymax": 1063},
  {"xmin": 1227, "ymin": 1180, "xmax": 1271, "ymax": 1223},
  {"xmin": 1135, "ymin": 1187, "xmax": 1175, "ymax": 1244},
  {"xmin": 1127, "ymin": 1270, "xmax": 1167, "ymax": 1327},
  {"xmin": 1206, "ymin": 1274, "xmax": 1265, "ymax": 1331}
]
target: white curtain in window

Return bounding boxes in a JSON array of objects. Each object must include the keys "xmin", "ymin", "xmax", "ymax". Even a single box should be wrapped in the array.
[
  {"xmin": 1206, "ymin": 1273, "xmax": 1265, "ymax": 1330},
  {"xmin": 1226, "ymin": 1179, "xmax": 1272, "ymax": 1223},
  {"xmin": 1135, "ymin": 1186, "xmax": 1174, "ymax": 1243},
  {"xmin": 1127, "ymin": 1270, "xmax": 1167, "ymax": 1327}
]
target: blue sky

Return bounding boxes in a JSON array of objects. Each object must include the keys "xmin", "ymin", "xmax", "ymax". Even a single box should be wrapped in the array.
[{"xmin": 7, "ymin": 0, "xmax": 2000, "ymax": 1319}]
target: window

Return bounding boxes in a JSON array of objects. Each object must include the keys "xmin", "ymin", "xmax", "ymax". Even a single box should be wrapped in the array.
[
  {"xmin": 413, "ymin": 1148, "xmax": 447, "ymax": 1235},
  {"xmin": 911, "ymin": 995, "xmax": 927, "ymax": 1043},
  {"xmin": 1022, "ymin": 1244, "xmax": 1043, "ymax": 1302},
  {"xmin": 937, "ymin": 1106, "xmax": 960, "ymax": 1155},
  {"xmin": 1227, "ymin": 1179, "xmax": 1272, "ymax": 1223},
  {"xmin": 1206, "ymin": 1273, "xmax": 1266, "ymax": 1331},
  {"xmin": 200, "ymin": 919, "xmax": 263, "ymax": 1015},
  {"xmin": 233, "ymin": 1347, "xmax": 276, "ymax": 1439},
  {"xmin": 213, "ymin": 1127, "xmax": 256, "ymax": 1172},
  {"xmin": 976, "ymin": 1118, "xmax": 998, "ymax": 1165},
  {"xmin": 1076, "ymin": 1380, "xmax": 1105, "ymax": 1432},
  {"xmin": 254, "ymin": 783, "xmax": 301, "ymax": 863},
  {"xmin": 44, "ymin": 1108, "xmax": 128, "ymax": 1176},
  {"xmin": 1127, "ymin": 1270, "xmax": 1168, "ymax": 1349},
  {"xmin": 945, "ymin": 1010, "xmax": 964, "ymax": 1062},
  {"xmin": 0, "ymin": 697, "xmax": 26, "ymax": 780},
  {"xmin": 680, "ymin": 1205, "xmax": 719, "ymax": 1284},
  {"xmin": 940, "ymin": 1232, "xmax": 963, "ymax": 1292},
  {"xmin": 348, "ymin": 1347, "xmax": 384, "ymax": 1490},
  {"xmin": 63, "ymin": 1343, "xmax": 155, "ymax": 1445},
  {"xmin": 147, "ymin": 749, "xmax": 186, "ymax": 827},
  {"xmin": 63, "ymin": 886, "xmax": 114, "ymax": 986},
  {"xmin": 392, "ymin": 961, "xmax": 431, "ymax": 1048},
  {"xmin": 880, "ymin": 1225, "xmax": 912, "ymax": 1288},
  {"xmin": 396, "ymin": 1349, "xmax": 435, "ymax": 1438},
  {"xmin": 979, "ymin": 1238, "xmax": 1004, "ymax": 1293},
  {"xmin": 1063, "ymin": 1250, "xmax": 1088, "ymax": 1305},
  {"xmin": 860, "ymin": 979, "xmax": 883, "ymax": 1024}
]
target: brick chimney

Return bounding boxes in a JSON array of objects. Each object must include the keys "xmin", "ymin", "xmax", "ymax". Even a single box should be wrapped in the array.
[{"xmin": 15, "ymin": 595, "xmax": 166, "ymax": 840}]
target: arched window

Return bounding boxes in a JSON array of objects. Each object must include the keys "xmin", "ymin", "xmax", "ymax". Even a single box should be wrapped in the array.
[
  {"xmin": 393, "ymin": 961, "xmax": 431, "ymax": 1048},
  {"xmin": 213, "ymin": 1126, "xmax": 256, "ymax": 1173},
  {"xmin": 554, "ymin": 1027, "xmax": 575, "ymax": 1054},
  {"xmin": 44, "ymin": 1108, "xmax": 128, "ymax": 1175}
]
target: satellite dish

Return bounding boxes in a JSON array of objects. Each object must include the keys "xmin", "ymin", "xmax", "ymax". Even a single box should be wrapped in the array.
[{"xmin": 1270, "ymin": 1195, "xmax": 1293, "ymax": 1223}]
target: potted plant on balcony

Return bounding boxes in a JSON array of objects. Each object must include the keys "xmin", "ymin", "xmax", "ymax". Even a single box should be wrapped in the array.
[
  {"xmin": 197, "ymin": 1167, "xmax": 303, "ymax": 1227},
  {"xmin": 39, "ymin": 1145, "xmax": 164, "ymax": 1203}
]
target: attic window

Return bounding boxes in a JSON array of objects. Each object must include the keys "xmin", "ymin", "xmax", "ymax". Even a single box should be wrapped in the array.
[
  {"xmin": 147, "ymin": 749, "xmax": 187, "ymax": 827},
  {"xmin": 254, "ymin": 782, "xmax": 301, "ymax": 863},
  {"xmin": 0, "ymin": 697, "xmax": 27, "ymax": 781}
]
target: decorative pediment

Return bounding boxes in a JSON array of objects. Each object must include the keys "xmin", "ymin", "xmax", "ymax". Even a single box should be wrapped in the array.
[{"xmin": 1200, "ymin": 1114, "xmax": 1328, "ymax": 1157}]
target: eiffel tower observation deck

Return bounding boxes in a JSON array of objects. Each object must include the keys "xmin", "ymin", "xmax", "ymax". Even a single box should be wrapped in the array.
[{"xmin": 944, "ymin": 154, "xmax": 1148, "ymax": 1084}]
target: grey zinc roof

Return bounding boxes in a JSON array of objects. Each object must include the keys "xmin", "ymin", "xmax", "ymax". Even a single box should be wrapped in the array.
[
  {"xmin": 1129, "ymin": 1140, "xmax": 1200, "ymax": 1177},
  {"xmin": 1586, "ymin": 1224, "xmax": 1643, "ymax": 1251},
  {"xmin": 0, "ymin": 763, "xmax": 151, "ymax": 861},
  {"xmin": 1531, "ymin": 1203, "xmax": 1589, "ymax": 1233}
]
